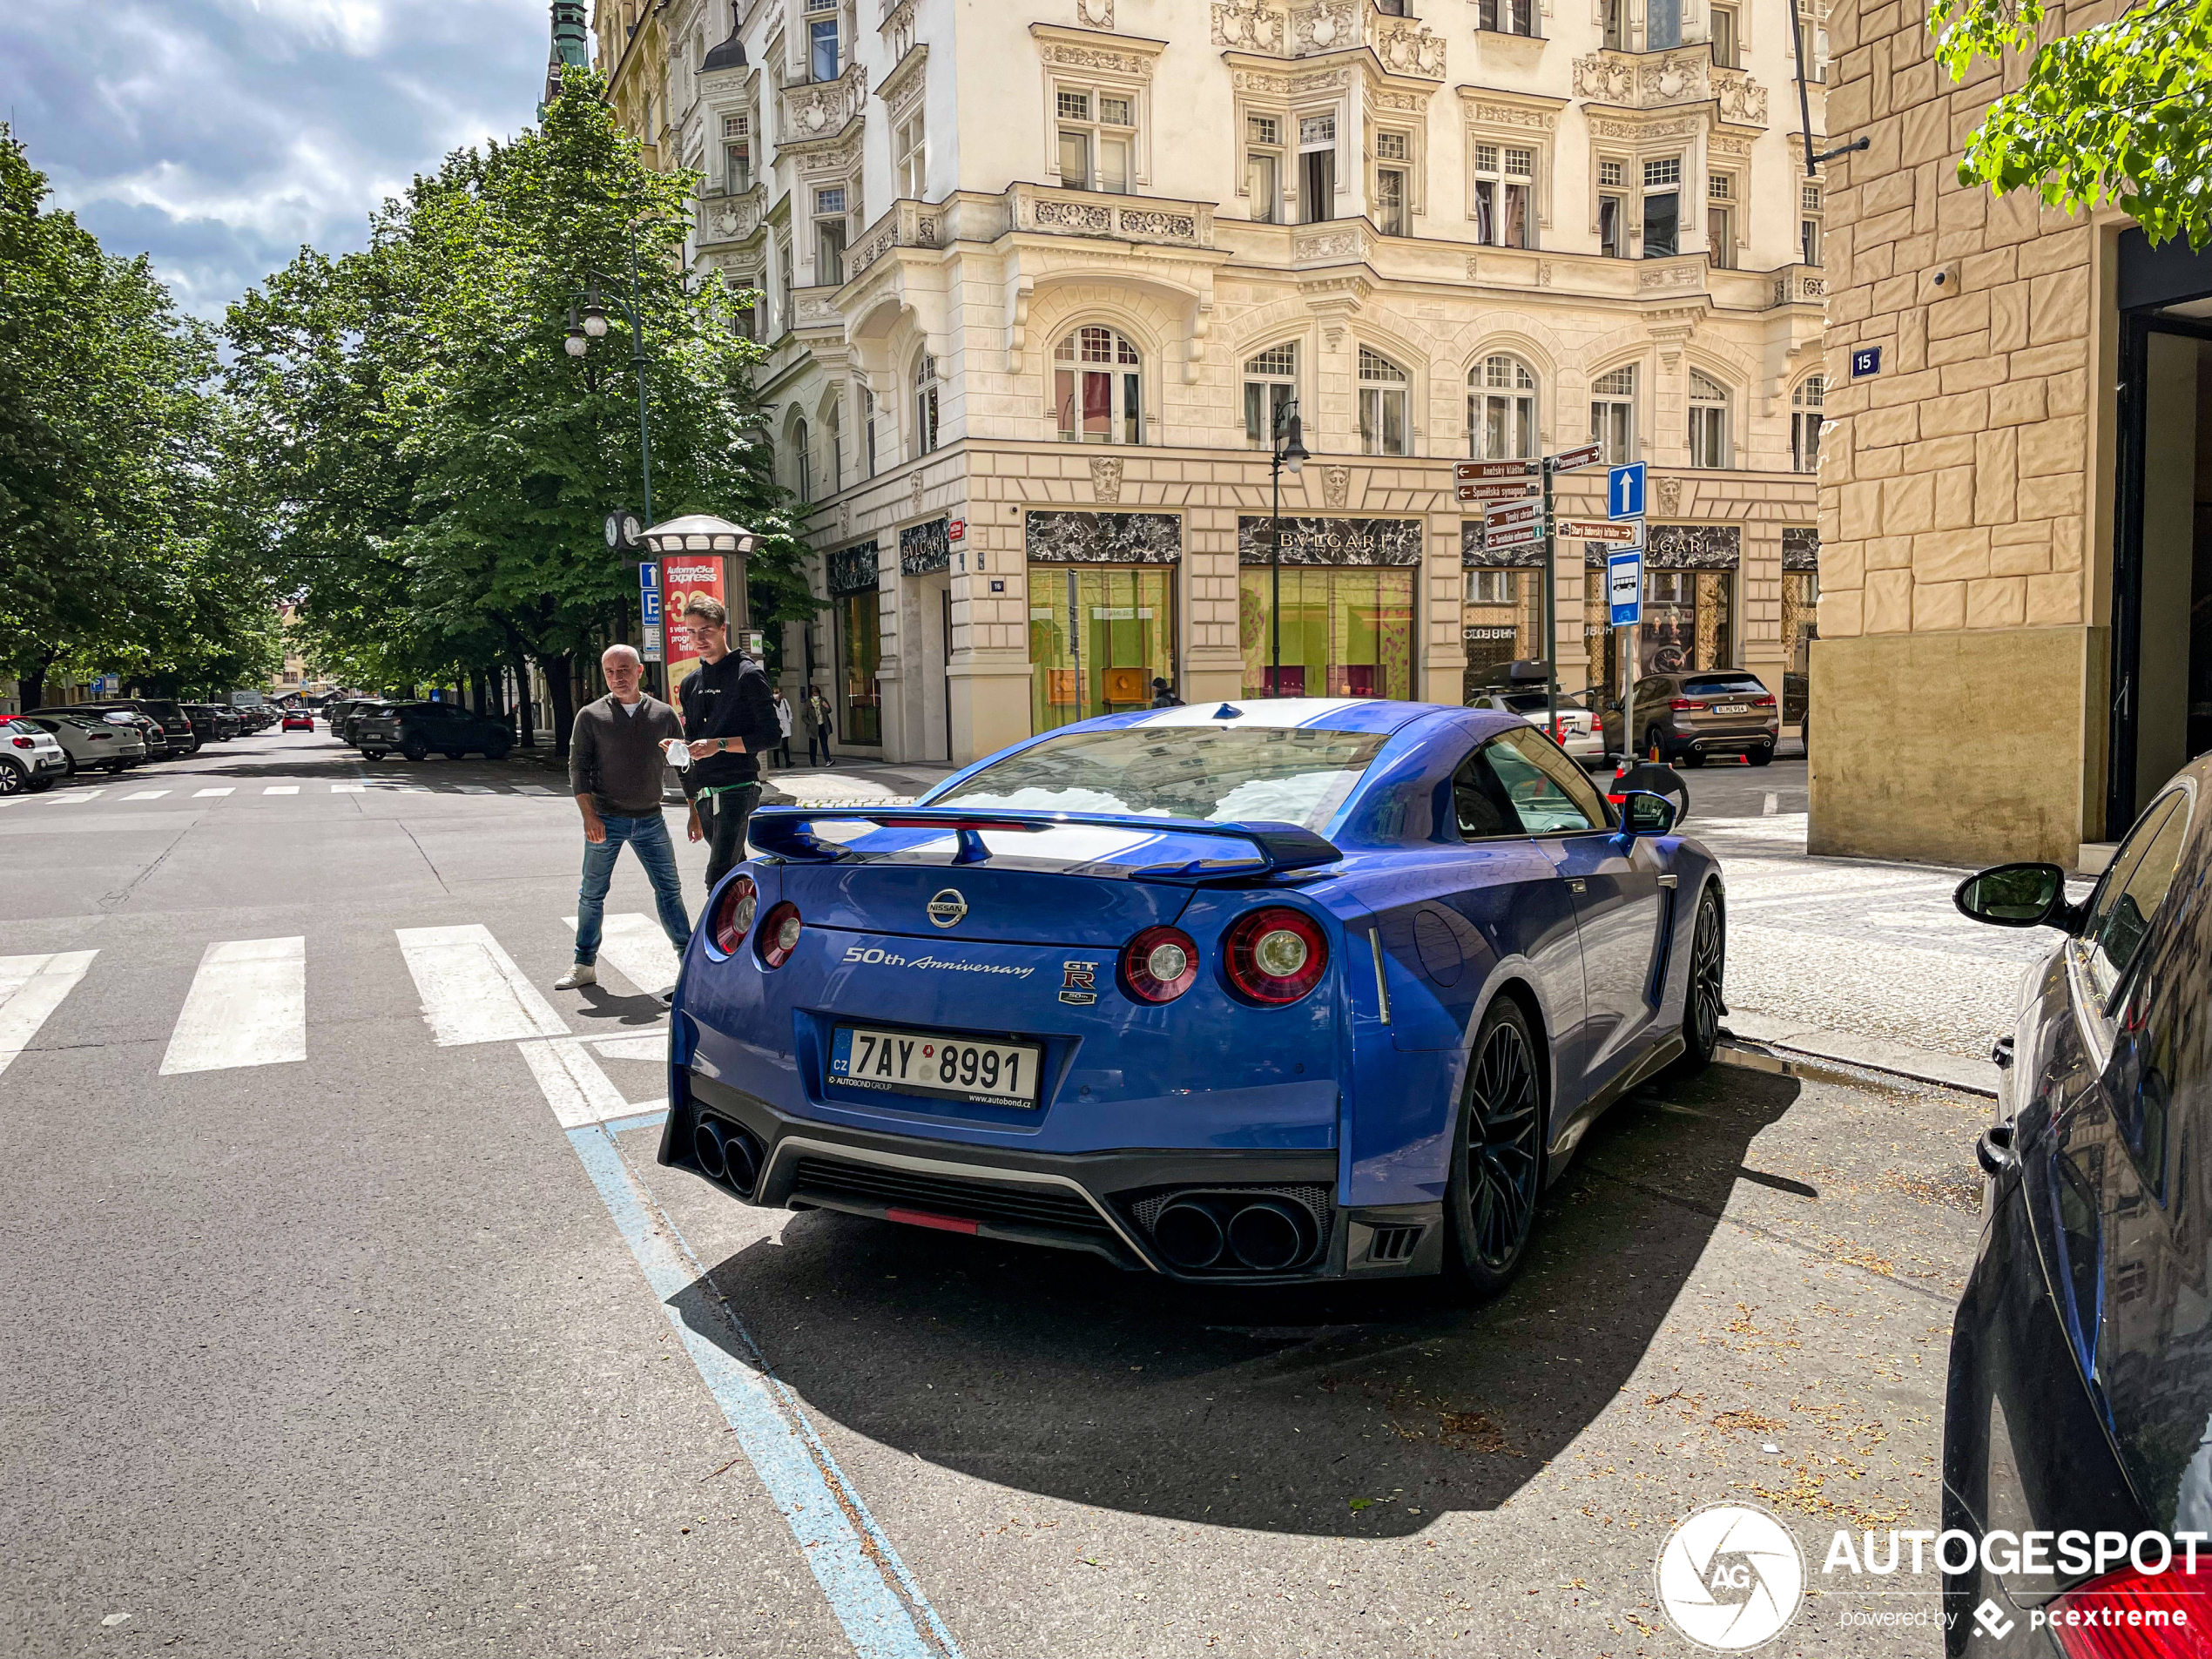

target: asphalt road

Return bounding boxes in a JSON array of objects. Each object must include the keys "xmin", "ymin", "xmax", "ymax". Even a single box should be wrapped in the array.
[{"xmin": 2, "ymin": 727, "xmax": 1986, "ymax": 1657}]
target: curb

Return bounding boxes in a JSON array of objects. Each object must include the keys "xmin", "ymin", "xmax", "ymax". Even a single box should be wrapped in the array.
[{"xmin": 1717, "ymin": 1015, "xmax": 1999, "ymax": 1098}]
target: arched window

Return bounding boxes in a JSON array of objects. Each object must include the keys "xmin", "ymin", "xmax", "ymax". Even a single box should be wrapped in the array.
[
  {"xmin": 1055, "ymin": 326, "xmax": 1143, "ymax": 445},
  {"xmin": 914, "ymin": 351, "xmax": 940, "ymax": 457},
  {"xmin": 1791, "ymin": 374, "xmax": 1825, "ymax": 474},
  {"xmin": 1468, "ymin": 354, "xmax": 1537, "ymax": 460},
  {"xmin": 793, "ymin": 416, "xmax": 812, "ymax": 502},
  {"xmin": 1687, "ymin": 368, "xmax": 1730, "ymax": 469},
  {"xmin": 1589, "ymin": 363, "xmax": 1635, "ymax": 464},
  {"xmin": 825, "ymin": 397, "xmax": 842, "ymax": 494},
  {"xmin": 1243, "ymin": 342, "xmax": 1298, "ymax": 448},
  {"xmin": 1358, "ymin": 347, "xmax": 1410, "ymax": 455}
]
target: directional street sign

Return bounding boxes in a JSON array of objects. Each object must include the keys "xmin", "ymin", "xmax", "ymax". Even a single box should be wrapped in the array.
[
  {"xmin": 1482, "ymin": 525, "xmax": 1543, "ymax": 551},
  {"xmin": 1558, "ymin": 518, "xmax": 1644, "ymax": 546},
  {"xmin": 1455, "ymin": 460, "xmax": 1541, "ymax": 482},
  {"xmin": 1455, "ymin": 479, "xmax": 1541, "ymax": 504},
  {"xmin": 1483, "ymin": 500, "xmax": 1541, "ymax": 534},
  {"xmin": 1549, "ymin": 442, "xmax": 1605, "ymax": 473},
  {"xmin": 1608, "ymin": 550, "xmax": 1643, "ymax": 626},
  {"xmin": 1608, "ymin": 462, "xmax": 1648, "ymax": 521}
]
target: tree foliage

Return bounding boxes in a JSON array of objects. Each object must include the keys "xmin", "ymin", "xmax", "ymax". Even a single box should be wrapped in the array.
[
  {"xmin": 223, "ymin": 71, "xmax": 808, "ymax": 747},
  {"xmin": 1932, "ymin": 0, "xmax": 2212, "ymax": 248},
  {"xmin": 0, "ymin": 125, "xmax": 276, "ymax": 704}
]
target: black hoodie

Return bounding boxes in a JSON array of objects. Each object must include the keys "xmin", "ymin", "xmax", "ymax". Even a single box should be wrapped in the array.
[{"xmin": 678, "ymin": 651, "xmax": 782, "ymax": 793}]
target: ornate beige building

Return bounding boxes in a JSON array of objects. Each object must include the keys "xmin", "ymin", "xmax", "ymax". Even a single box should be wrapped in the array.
[{"xmin": 603, "ymin": 0, "xmax": 1826, "ymax": 765}]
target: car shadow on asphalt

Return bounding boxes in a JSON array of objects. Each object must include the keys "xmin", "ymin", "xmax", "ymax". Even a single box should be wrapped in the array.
[{"xmin": 664, "ymin": 1061, "xmax": 1802, "ymax": 1537}]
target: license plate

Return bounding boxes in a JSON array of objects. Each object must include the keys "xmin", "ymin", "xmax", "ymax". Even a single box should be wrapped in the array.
[
  {"xmin": 830, "ymin": 1025, "xmax": 1042, "ymax": 1108},
  {"xmin": 1713, "ymin": 704, "xmax": 1749, "ymax": 715}
]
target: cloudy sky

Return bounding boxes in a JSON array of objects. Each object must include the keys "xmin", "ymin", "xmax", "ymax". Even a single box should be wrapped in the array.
[{"xmin": 13, "ymin": 0, "xmax": 551, "ymax": 319}]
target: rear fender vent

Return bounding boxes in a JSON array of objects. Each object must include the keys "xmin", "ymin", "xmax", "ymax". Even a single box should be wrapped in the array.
[{"xmin": 1366, "ymin": 1223, "xmax": 1424, "ymax": 1264}]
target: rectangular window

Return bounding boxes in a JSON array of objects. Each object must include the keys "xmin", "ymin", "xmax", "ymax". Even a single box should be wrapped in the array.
[
  {"xmin": 1599, "ymin": 158, "xmax": 1623, "ymax": 187},
  {"xmin": 1688, "ymin": 403, "xmax": 1729, "ymax": 468},
  {"xmin": 1028, "ymin": 565, "xmax": 1177, "ymax": 732},
  {"xmin": 816, "ymin": 219, "xmax": 846, "ymax": 286},
  {"xmin": 1467, "ymin": 569, "xmax": 1516, "ymax": 605},
  {"xmin": 1478, "ymin": 0, "xmax": 1537, "ymax": 30},
  {"xmin": 837, "ymin": 590, "xmax": 882, "ymax": 746},
  {"xmin": 896, "ymin": 111, "xmax": 926, "ymax": 198},
  {"xmin": 1058, "ymin": 128, "xmax": 1092, "ymax": 191},
  {"xmin": 1302, "ymin": 147, "xmax": 1335, "ymax": 223},
  {"xmin": 1791, "ymin": 409, "xmax": 1822, "ymax": 473},
  {"xmin": 1239, "ymin": 565, "xmax": 1415, "ymax": 700},
  {"xmin": 1801, "ymin": 216, "xmax": 1822, "ymax": 265},
  {"xmin": 1604, "ymin": 0, "xmax": 1626, "ymax": 48},
  {"xmin": 1648, "ymin": 0, "xmax": 1682, "ymax": 48},
  {"xmin": 1244, "ymin": 344, "xmax": 1297, "ymax": 448},
  {"xmin": 863, "ymin": 387, "xmax": 878, "ymax": 477},
  {"xmin": 1248, "ymin": 149, "xmax": 1281, "ymax": 222},
  {"xmin": 1473, "ymin": 144, "xmax": 1534, "ymax": 248},
  {"xmin": 1375, "ymin": 165, "xmax": 1407, "ymax": 235},
  {"xmin": 809, "ymin": 17, "xmax": 840, "ymax": 83},
  {"xmin": 1706, "ymin": 203, "xmax": 1733, "ymax": 268},
  {"xmin": 1590, "ymin": 366, "xmax": 1635, "ymax": 463},
  {"xmin": 1644, "ymin": 192, "xmax": 1679, "ymax": 257},
  {"xmin": 725, "ymin": 142, "xmax": 752, "ymax": 192},
  {"xmin": 1599, "ymin": 194, "xmax": 1626, "ymax": 257},
  {"xmin": 1056, "ymin": 87, "xmax": 1133, "ymax": 193},
  {"xmin": 1710, "ymin": 3, "xmax": 1738, "ymax": 66}
]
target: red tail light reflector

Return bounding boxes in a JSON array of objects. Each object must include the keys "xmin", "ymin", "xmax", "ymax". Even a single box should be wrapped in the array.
[
  {"xmin": 9, "ymin": 737, "xmax": 32, "ymax": 749},
  {"xmin": 710, "ymin": 875, "xmax": 759, "ymax": 954},
  {"xmin": 756, "ymin": 902, "xmax": 802, "ymax": 969},
  {"xmin": 1669, "ymin": 698, "xmax": 1703, "ymax": 711},
  {"xmin": 1120, "ymin": 926, "xmax": 1199, "ymax": 1004},
  {"xmin": 2048, "ymin": 1554, "xmax": 2212, "ymax": 1657},
  {"xmin": 1750, "ymin": 694, "xmax": 1777, "ymax": 708},
  {"xmin": 1222, "ymin": 907, "xmax": 1328, "ymax": 1006}
]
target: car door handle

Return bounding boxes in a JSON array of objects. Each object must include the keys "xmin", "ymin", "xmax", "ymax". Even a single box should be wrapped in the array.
[
  {"xmin": 1976, "ymin": 1122, "xmax": 2019, "ymax": 1177},
  {"xmin": 1657, "ymin": 873, "xmax": 1678, "ymax": 887},
  {"xmin": 1565, "ymin": 878, "xmax": 1587, "ymax": 894}
]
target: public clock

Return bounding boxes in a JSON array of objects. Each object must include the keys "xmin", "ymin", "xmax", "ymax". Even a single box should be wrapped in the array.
[{"xmin": 604, "ymin": 509, "xmax": 643, "ymax": 551}]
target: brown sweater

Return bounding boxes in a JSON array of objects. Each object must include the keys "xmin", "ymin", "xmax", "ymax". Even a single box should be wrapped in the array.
[{"xmin": 569, "ymin": 694, "xmax": 683, "ymax": 817}]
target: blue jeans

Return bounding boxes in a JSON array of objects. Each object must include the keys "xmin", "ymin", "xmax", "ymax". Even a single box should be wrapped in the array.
[{"xmin": 575, "ymin": 811, "xmax": 691, "ymax": 965}]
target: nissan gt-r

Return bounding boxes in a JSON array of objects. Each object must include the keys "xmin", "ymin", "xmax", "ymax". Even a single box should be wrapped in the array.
[{"xmin": 661, "ymin": 697, "xmax": 1724, "ymax": 1291}]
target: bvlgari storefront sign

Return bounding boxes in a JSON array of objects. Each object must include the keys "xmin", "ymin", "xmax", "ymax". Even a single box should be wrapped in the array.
[{"xmin": 1235, "ymin": 516, "xmax": 1422, "ymax": 566}]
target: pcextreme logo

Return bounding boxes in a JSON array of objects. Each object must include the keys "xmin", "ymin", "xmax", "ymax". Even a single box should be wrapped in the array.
[{"xmin": 1655, "ymin": 1502, "xmax": 1808, "ymax": 1651}]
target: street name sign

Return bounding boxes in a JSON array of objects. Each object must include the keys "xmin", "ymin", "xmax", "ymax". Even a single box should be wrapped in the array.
[
  {"xmin": 1483, "ymin": 500, "xmax": 1541, "ymax": 534},
  {"xmin": 1456, "ymin": 479, "xmax": 1540, "ymax": 504},
  {"xmin": 1608, "ymin": 550, "xmax": 1643, "ymax": 625},
  {"xmin": 1482, "ymin": 523, "xmax": 1543, "ymax": 551},
  {"xmin": 1549, "ymin": 442, "xmax": 1605, "ymax": 473},
  {"xmin": 1559, "ymin": 518, "xmax": 1644, "ymax": 546},
  {"xmin": 1608, "ymin": 462, "xmax": 1647, "ymax": 520},
  {"xmin": 1455, "ymin": 460, "xmax": 1541, "ymax": 482}
]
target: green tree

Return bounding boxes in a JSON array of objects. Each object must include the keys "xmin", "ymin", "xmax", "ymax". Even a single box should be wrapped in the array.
[
  {"xmin": 1932, "ymin": 0, "xmax": 2212, "ymax": 248},
  {"xmin": 0, "ymin": 125, "xmax": 264, "ymax": 708},
  {"xmin": 225, "ymin": 71, "xmax": 809, "ymax": 750}
]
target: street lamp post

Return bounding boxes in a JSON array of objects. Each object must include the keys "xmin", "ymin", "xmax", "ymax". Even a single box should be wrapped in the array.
[
  {"xmin": 564, "ymin": 229, "xmax": 657, "ymax": 528},
  {"xmin": 1268, "ymin": 398, "xmax": 1310, "ymax": 697}
]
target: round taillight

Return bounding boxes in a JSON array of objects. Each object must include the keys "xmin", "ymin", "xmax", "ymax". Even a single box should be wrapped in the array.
[
  {"xmin": 1120, "ymin": 926, "xmax": 1199, "ymax": 1004},
  {"xmin": 756, "ymin": 902, "xmax": 802, "ymax": 969},
  {"xmin": 1222, "ymin": 907, "xmax": 1328, "ymax": 1006},
  {"xmin": 711, "ymin": 875, "xmax": 759, "ymax": 954}
]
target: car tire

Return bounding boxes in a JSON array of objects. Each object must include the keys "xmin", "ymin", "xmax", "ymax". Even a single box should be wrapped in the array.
[
  {"xmin": 361, "ymin": 749, "xmax": 386, "ymax": 760},
  {"xmin": 1748, "ymin": 745, "xmax": 1774, "ymax": 767},
  {"xmin": 484, "ymin": 742, "xmax": 511, "ymax": 762},
  {"xmin": 0, "ymin": 762, "xmax": 22, "ymax": 796},
  {"xmin": 62, "ymin": 754, "xmax": 78, "ymax": 776},
  {"xmin": 400, "ymin": 739, "xmax": 428, "ymax": 762},
  {"xmin": 1443, "ymin": 995, "xmax": 1547, "ymax": 1299},
  {"xmin": 106, "ymin": 760, "xmax": 128, "ymax": 774},
  {"xmin": 1672, "ymin": 888, "xmax": 1726, "ymax": 1077},
  {"xmin": 24, "ymin": 775, "xmax": 54, "ymax": 793}
]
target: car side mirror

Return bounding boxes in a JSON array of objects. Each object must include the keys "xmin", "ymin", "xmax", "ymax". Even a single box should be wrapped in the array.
[
  {"xmin": 1617, "ymin": 789, "xmax": 1679, "ymax": 838},
  {"xmin": 1955, "ymin": 861, "xmax": 2080, "ymax": 932}
]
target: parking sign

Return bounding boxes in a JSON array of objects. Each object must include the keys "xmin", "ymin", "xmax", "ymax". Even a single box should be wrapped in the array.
[
  {"xmin": 1608, "ymin": 462, "xmax": 1646, "ymax": 522},
  {"xmin": 1608, "ymin": 550, "xmax": 1643, "ymax": 626}
]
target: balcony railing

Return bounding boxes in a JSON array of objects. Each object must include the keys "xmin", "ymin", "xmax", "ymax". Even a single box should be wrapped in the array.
[
  {"xmin": 1211, "ymin": 1, "xmax": 1447, "ymax": 76},
  {"xmin": 846, "ymin": 199, "xmax": 943, "ymax": 279},
  {"xmin": 1006, "ymin": 183, "xmax": 1214, "ymax": 248},
  {"xmin": 775, "ymin": 63, "xmax": 868, "ymax": 150},
  {"xmin": 1770, "ymin": 265, "xmax": 1826, "ymax": 306},
  {"xmin": 1571, "ymin": 45, "xmax": 1765, "ymax": 121}
]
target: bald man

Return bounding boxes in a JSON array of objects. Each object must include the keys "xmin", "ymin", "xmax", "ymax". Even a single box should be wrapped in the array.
[{"xmin": 559, "ymin": 644, "xmax": 691, "ymax": 993}]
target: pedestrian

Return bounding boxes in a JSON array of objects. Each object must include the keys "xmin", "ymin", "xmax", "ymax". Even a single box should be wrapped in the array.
[
  {"xmin": 803, "ymin": 685, "xmax": 834, "ymax": 765},
  {"xmin": 1149, "ymin": 677, "xmax": 1183, "ymax": 708},
  {"xmin": 558, "ymin": 644, "xmax": 691, "ymax": 995},
  {"xmin": 678, "ymin": 597, "xmax": 783, "ymax": 894},
  {"xmin": 771, "ymin": 687, "xmax": 793, "ymax": 768}
]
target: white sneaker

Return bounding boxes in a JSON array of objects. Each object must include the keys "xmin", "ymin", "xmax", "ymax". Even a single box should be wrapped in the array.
[{"xmin": 556, "ymin": 962, "xmax": 597, "ymax": 989}]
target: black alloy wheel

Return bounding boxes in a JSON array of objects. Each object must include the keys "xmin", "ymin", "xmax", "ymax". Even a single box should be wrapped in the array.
[
  {"xmin": 400, "ymin": 738, "xmax": 428, "ymax": 762},
  {"xmin": 1676, "ymin": 889, "xmax": 1725, "ymax": 1075},
  {"xmin": 1445, "ymin": 996, "xmax": 1546, "ymax": 1297}
]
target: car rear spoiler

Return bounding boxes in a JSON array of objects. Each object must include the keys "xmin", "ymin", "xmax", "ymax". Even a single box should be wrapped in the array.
[{"xmin": 745, "ymin": 806, "xmax": 1343, "ymax": 881}]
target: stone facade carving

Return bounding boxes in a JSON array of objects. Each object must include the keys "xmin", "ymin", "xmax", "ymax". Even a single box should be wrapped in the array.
[
  {"xmin": 1463, "ymin": 100, "xmax": 1559, "ymax": 131},
  {"xmin": 779, "ymin": 64, "xmax": 869, "ymax": 144},
  {"xmin": 879, "ymin": 0, "xmax": 915, "ymax": 59},
  {"xmin": 1573, "ymin": 52, "xmax": 1761, "ymax": 120},
  {"xmin": 1639, "ymin": 261, "xmax": 1703, "ymax": 290},
  {"xmin": 1237, "ymin": 516, "xmax": 1422, "ymax": 565},
  {"xmin": 1075, "ymin": 0, "xmax": 1115, "ymax": 26},
  {"xmin": 1026, "ymin": 511, "xmax": 1183, "ymax": 563},
  {"xmin": 1711, "ymin": 68, "xmax": 1769, "ymax": 125},
  {"xmin": 1010, "ymin": 185, "xmax": 1210, "ymax": 246},
  {"xmin": 1655, "ymin": 476, "xmax": 1683, "ymax": 516},
  {"xmin": 1571, "ymin": 52, "xmax": 1638, "ymax": 102},
  {"xmin": 1321, "ymin": 465, "xmax": 1352, "ymax": 509},
  {"xmin": 1037, "ymin": 40, "xmax": 1157, "ymax": 77},
  {"xmin": 1290, "ymin": 0, "xmax": 1358, "ymax": 55},
  {"xmin": 1371, "ymin": 16, "xmax": 1447, "ymax": 77},
  {"xmin": 1089, "ymin": 456, "xmax": 1124, "ymax": 503}
]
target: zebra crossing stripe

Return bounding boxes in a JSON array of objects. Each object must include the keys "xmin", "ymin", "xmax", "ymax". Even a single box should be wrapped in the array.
[
  {"xmin": 194, "ymin": 787, "xmax": 233, "ymax": 798},
  {"xmin": 262, "ymin": 786, "xmax": 299, "ymax": 795},
  {"xmin": 395, "ymin": 924, "xmax": 570, "ymax": 1047},
  {"xmin": 330, "ymin": 784, "xmax": 365, "ymax": 793},
  {"xmin": 0, "ymin": 952, "xmax": 99, "ymax": 1079},
  {"xmin": 124, "ymin": 790, "xmax": 169, "ymax": 800},
  {"xmin": 560, "ymin": 913, "xmax": 681, "ymax": 995},
  {"xmin": 160, "ymin": 937, "xmax": 307, "ymax": 1075}
]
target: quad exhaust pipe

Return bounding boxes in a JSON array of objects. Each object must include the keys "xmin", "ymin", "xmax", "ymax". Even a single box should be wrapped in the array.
[
  {"xmin": 692, "ymin": 1116, "xmax": 763, "ymax": 1197},
  {"xmin": 1151, "ymin": 1195, "xmax": 1316, "ymax": 1273}
]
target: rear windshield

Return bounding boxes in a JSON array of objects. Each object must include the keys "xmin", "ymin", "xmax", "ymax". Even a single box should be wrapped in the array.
[
  {"xmin": 933, "ymin": 725, "xmax": 1389, "ymax": 831},
  {"xmin": 1681, "ymin": 675, "xmax": 1770, "ymax": 698},
  {"xmin": 1497, "ymin": 692, "xmax": 1588, "ymax": 713}
]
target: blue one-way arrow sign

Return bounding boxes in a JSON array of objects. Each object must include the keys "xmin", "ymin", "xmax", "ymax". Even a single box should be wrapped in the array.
[{"xmin": 1608, "ymin": 462, "xmax": 1647, "ymax": 522}]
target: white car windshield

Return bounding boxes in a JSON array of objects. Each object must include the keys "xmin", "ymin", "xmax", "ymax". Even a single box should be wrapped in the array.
[{"xmin": 934, "ymin": 725, "xmax": 1389, "ymax": 832}]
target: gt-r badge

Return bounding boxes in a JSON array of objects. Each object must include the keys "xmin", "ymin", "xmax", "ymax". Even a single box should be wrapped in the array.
[
  {"xmin": 927, "ymin": 888, "xmax": 968, "ymax": 928},
  {"xmin": 1060, "ymin": 961, "xmax": 1099, "ymax": 1005}
]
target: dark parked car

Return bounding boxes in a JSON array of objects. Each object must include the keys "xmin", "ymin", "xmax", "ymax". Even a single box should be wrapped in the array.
[
  {"xmin": 331, "ymin": 698, "xmax": 388, "ymax": 744},
  {"xmin": 353, "ymin": 701, "xmax": 512, "ymax": 761},
  {"xmin": 184, "ymin": 702, "xmax": 241, "ymax": 740},
  {"xmin": 1946, "ymin": 762, "xmax": 2212, "ymax": 1650},
  {"xmin": 1596, "ymin": 671, "xmax": 1779, "ymax": 767}
]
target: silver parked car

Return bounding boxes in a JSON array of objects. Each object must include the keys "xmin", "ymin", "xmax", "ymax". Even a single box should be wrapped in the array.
[{"xmin": 24, "ymin": 714, "xmax": 145, "ymax": 774}]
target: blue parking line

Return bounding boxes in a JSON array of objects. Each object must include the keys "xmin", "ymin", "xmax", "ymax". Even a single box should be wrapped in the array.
[{"xmin": 564, "ymin": 1124, "xmax": 961, "ymax": 1659}]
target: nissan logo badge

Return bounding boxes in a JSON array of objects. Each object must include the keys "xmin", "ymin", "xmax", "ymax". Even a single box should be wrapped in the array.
[{"xmin": 927, "ymin": 888, "xmax": 968, "ymax": 928}]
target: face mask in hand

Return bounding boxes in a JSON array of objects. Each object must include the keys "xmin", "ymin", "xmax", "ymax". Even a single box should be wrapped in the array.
[{"xmin": 661, "ymin": 737, "xmax": 693, "ymax": 771}]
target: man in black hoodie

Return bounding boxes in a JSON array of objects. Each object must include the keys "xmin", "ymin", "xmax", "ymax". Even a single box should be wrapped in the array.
[{"xmin": 678, "ymin": 596, "xmax": 784, "ymax": 893}]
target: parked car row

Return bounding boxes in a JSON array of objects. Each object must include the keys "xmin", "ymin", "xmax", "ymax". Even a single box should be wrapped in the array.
[
  {"xmin": 2, "ymin": 696, "xmax": 288, "ymax": 793},
  {"xmin": 1465, "ymin": 662, "xmax": 1783, "ymax": 769},
  {"xmin": 329, "ymin": 697, "xmax": 514, "ymax": 761}
]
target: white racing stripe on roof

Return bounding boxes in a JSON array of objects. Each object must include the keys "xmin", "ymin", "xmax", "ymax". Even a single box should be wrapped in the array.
[{"xmin": 1130, "ymin": 698, "xmax": 1407, "ymax": 729}]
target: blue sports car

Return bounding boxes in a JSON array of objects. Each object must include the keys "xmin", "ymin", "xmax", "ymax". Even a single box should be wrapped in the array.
[{"xmin": 661, "ymin": 697, "xmax": 1725, "ymax": 1291}]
